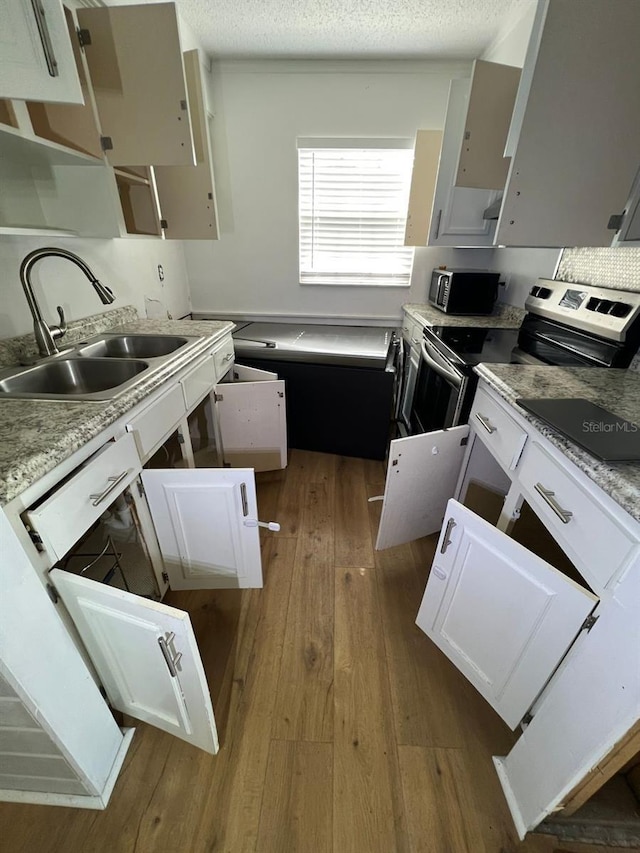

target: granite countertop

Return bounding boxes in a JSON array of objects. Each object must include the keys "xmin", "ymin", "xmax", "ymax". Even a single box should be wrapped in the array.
[
  {"xmin": 0, "ymin": 315, "xmax": 234, "ymax": 506},
  {"xmin": 404, "ymin": 302, "xmax": 525, "ymax": 329},
  {"xmin": 475, "ymin": 364, "xmax": 640, "ymax": 523}
]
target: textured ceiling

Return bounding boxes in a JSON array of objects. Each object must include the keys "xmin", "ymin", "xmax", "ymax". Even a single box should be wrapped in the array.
[{"xmin": 172, "ymin": 0, "xmax": 531, "ymax": 59}]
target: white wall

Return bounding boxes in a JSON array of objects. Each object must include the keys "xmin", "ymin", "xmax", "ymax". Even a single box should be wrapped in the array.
[
  {"xmin": 185, "ymin": 59, "xmax": 482, "ymax": 323},
  {"xmin": 0, "ymin": 236, "xmax": 191, "ymax": 339}
]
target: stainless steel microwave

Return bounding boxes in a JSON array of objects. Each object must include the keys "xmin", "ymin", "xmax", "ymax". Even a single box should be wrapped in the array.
[{"xmin": 428, "ymin": 269, "xmax": 500, "ymax": 315}]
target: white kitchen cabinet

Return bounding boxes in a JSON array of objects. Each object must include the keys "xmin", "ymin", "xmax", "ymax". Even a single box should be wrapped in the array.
[
  {"xmin": 0, "ymin": 0, "xmax": 83, "ymax": 104},
  {"xmin": 375, "ymin": 377, "xmax": 640, "ymax": 830},
  {"xmin": 0, "ymin": 2, "xmax": 213, "ymax": 239},
  {"xmin": 374, "ymin": 382, "xmax": 639, "ymax": 732},
  {"xmin": 427, "ymin": 78, "xmax": 501, "ymax": 247},
  {"xmin": 154, "ymin": 50, "xmax": 220, "ymax": 240},
  {"xmin": 76, "ymin": 3, "xmax": 195, "ymax": 167},
  {"xmin": 495, "ymin": 0, "xmax": 640, "ymax": 247},
  {"xmin": 417, "ymin": 499, "xmax": 596, "ymax": 729},
  {"xmin": 216, "ymin": 364, "xmax": 288, "ymax": 472}
]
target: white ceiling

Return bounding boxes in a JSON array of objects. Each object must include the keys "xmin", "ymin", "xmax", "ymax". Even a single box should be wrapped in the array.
[{"xmin": 173, "ymin": 0, "xmax": 531, "ymax": 60}]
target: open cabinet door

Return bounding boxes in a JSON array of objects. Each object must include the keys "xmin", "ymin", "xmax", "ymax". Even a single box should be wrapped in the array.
[
  {"xmin": 417, "ymin": 500, "xmax": 598, "ymax": 729},
  {"xmin": 49, "ymin": 569, "xmax": 218, "ymax": 754},
  {"xmin": 216, "ymin": 364, "xmax": 287, "ymax": 472},
  {"xmin": 376, "ymin": 426, "xmax": 469, "ymax": 550},
  {"xmin": 142, "ymin": 468, "xmax": 263, "ymax": 590}
]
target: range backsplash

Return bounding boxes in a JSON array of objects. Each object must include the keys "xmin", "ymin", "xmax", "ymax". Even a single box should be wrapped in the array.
[
  {"xmin": 556, "ymin": 247, "xmax": 640, "ymax": 374},
  {"xmin": 557, "ymin": 247, "xmax": 640, "ymax": 292}
]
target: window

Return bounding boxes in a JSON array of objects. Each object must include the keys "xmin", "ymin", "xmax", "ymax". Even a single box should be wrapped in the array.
[{"xmin": 298, "ymin": 139, "xmax": 414, "ymax": 287}]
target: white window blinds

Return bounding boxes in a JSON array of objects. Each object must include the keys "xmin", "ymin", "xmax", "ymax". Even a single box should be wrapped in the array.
[{"xmin": 298, "ymin": 142, "xmax": 414, "ymax": 286}]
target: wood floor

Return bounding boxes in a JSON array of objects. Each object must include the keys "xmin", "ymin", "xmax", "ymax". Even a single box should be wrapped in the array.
[{"xmin": 0, "ymin": 450, "xmax": 617, "ymax": 853}]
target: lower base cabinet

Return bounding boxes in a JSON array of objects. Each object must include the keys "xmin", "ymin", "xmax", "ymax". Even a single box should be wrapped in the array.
[
  {"xmin": 1, "ymin": 338, "xmax": 288, "ymax": 807},
  {"xmin": 375, "ymin": 418, "xmax": 600, "ymax": 731}
]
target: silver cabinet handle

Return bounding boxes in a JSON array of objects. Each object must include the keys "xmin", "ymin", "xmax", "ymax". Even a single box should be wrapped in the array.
[
  {"xmin": 223, "ymin": 352, "xmax": 233, "ymax": 362},
  {"xmin": 534, "ymin": 483, "xmax": 573, "ymax": 524},
  {"xmin": 30, "ymin": 0, "xmax": 59, "ymax": 77},
  {"xmin": 89, "ymin": 470, "xmax": 131, "ymax": 507},
  {"xmin": 475, "ymin": 413, "xmax": 496, "ymax": 434},
  {"xmin": 440, "ymin": 518, "xmax": 457, "ymax": 554}
]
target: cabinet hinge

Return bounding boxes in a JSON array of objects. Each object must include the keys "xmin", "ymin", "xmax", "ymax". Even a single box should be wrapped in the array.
[
  {"xmin": 76, "ymin": 27, "xmax": 91, "ymax": 47},
  {"xmin": 100, "ymin": 136, "xmax": 113, "ymax": 152},
  {"xmin": 607, "ymin": 213, "xmax": 625, "ymax": 231},
  {"xmin": 214, "ymin": 392, "xmax": 223, "ymax": 402},
  {"xmin": 137, "ymin": 480, "xmax": 145, "ymax": 498},
  {"xmin": 46, "ymin": 583, "xmax": 59, "ymax": 604},
  {"xmin": 207, "ymin": 192, "xmax": 213, "ymax": 200},
  {"xmin": 177, "ymin": 433, "xmax": 185, "ymax": 444},
  {"xmin": 162, "ymin": 571, "xmax": 169, "ymax": 584},
  {"xmin": 521, "ymin": 711, "xmax": 534, "ymax": 727},
  {"xmin": 160, "ymin": 219, "xmax": 168, "ymax": 230},
  {"xmin": 278, "ymin": 391, "xmax": 284, "ymax": 398},
  {"xmin": 180, "ymin": 100, "xmax": 188, "ymax": 111},
  {"xmin": 581, "ymin": 613, "xmax": 600, "ymax": 633}
]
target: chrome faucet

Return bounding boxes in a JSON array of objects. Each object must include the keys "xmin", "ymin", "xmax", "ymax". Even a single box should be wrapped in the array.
[{"xmin": 19, "ymin": 248, "xmax": 115, "ymax": 358}]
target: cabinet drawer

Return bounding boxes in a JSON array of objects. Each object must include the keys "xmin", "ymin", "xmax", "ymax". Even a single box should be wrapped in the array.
[
  {"xmin": 518, "ymin": 441, "xmax": 639, "ymax": 591},
  {"xmin": 182, "ymin": 354, "xmax": 215, "ymax": 410},
  {"xmin": 402, "ymin": 317, "xmax": 421, "ymax": 348},
  {"xmin": 470, "ymin": 386, "xmax": 528, "ymax": 471},
  {"xmin": 212, "ymin": 336, "xmax": 235, "ymax": 380},
  {"xmin": 126, "ymin": 383, "xmax": 186, "ymax": 461},
  {"xmin": 25, "ymin": 433, "xmax": 140, "ymax": 562}
]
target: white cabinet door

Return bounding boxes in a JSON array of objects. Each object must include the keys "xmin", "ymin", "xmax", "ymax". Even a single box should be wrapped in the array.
[
  {"xmin": 376, "ymin": 426, "xmax": 470, "ymax": 550},
  {"xmin": 142, "ymin": 468, "xmax": 263, "ymax": 590},
  {"xmin": 429, "ymin": 79, "xmax": 499, "ymax": 247},
  {"xmin": 49, "ymin": 569, "xmax": 218, "ymax": 754},
  {"xmin": 216, "ymin": 364, "xmax": 287, "ymax": 472},
  {"xmin": 77, "ymin": 4, "xmax": 195, "ymax": 167},
  {"xmin": 0, "ymin": 0, "xmax": 83, "ymax": 103},
  {"xmin": 416, "ymin": 500, "xmax": 598, "ymax": 729}
]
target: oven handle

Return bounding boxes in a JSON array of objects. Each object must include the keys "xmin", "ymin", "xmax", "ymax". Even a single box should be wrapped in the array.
[{"xmin": 420, "ymin": 339, "xmax": 463, "ymax": 389}]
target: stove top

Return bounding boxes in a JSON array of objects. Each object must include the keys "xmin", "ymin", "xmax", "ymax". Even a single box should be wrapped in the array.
[{"xmin": 426, "ymin": 325, "xmax": 522, "ymax": 367}]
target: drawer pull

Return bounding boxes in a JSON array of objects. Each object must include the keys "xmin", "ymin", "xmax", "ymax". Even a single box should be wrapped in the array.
[
  {"xmin": 223, "ymin": 352, "xmax": 233, "ymax": 362},
  {"xmin": 89, "ymin": 470, "xmax": 131, "ymax": 507},
  {"xmin": 534, "ymin": 483, "xmax": 573, "ymax": 524},
  {"xmin": 475, "ymin": 413, "xmax": 496, "ymax": 434}
]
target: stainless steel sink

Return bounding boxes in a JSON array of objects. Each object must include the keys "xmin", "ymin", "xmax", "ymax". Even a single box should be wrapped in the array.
[
  {"xmin": 0, "ymin": 358, "xmax": 149, "ymax": 401},
  {"xmin": 77, "ymin": 334, "xmax": 191, "ymax": 359},
  {"xmin": 0, "ymin": 331, "xmax": 206, "ymax": 401}
]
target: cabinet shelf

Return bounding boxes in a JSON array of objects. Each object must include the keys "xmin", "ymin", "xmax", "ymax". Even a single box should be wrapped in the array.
[
  {"xmin": 0, "ymin": 225, "xmax": 77, "ymax": 237},
  {"xmin": 0, "ymin": 123, "xmax": 102, "ymax": 168}
]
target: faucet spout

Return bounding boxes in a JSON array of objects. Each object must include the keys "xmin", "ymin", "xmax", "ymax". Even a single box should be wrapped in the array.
[{"xmin": 19, "ymin": 248, "xmax": 116, "ymax": 358}]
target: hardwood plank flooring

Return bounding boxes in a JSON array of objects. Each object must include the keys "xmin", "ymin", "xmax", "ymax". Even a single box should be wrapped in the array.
[{"xmin": 0, "ymin": 450, "xmax": 612, "ymax": 853}]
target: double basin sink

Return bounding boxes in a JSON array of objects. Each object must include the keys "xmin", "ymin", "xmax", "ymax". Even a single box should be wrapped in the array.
[{"xmin": 0, "ymin": 333, "xmax": 203, "ymax": 401}]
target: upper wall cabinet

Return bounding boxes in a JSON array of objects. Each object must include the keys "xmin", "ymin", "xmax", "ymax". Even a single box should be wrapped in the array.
[
  {"xmin": 0, "ymin": 0, "xmax": 83, "ymax": 104},
  {"xmin": 154, "ymin": 50, "xmax": 220, "ymax": 240},
  {"xmin": 495, "ymin": 0, "xmax": 640, "ymax": 247},
  {"xmin": 76, "ymin": 4, "xmax": 196, "ymax": 167},
  {"xmin": 405, "ymin": 73, "xmax": 510, "ymax": 248}
]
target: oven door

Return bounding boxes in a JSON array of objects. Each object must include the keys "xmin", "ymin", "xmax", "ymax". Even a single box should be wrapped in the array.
[{"xmin": 410, "ymin": 337, "xmax": 467, "ymax": 433}]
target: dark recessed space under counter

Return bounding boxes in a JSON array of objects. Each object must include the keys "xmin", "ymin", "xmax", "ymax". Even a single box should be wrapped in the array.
[{"xmin": 231, "ymin": 322, "xmax": 399, "ymax": 461}]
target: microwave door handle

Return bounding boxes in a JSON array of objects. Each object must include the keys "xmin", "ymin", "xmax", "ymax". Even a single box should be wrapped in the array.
[
  {"xmin": 437, "ymin": 274, "xmax": 448, "ymax": 304},
  {"xmin": 420, "ymin": 340, "xmax": 463, "ymax": 389}
]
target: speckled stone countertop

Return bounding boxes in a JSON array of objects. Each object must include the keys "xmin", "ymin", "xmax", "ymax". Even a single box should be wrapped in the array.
[
  {"xmin": 0, "ymin": 315, "xmax": 234, "ymax": 506},
  {"xmin": 404, "ymin": 302, "xmax": 525, "ymax": 329},
  {"xmin": 475, "ymin": 364, "xmax": 640, "ymax": 522}
]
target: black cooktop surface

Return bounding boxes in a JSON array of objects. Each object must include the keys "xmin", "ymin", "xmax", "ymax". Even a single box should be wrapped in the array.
[{"xmin": 427, "ymin": 326, "xmax": 522, "ymax": 366}]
